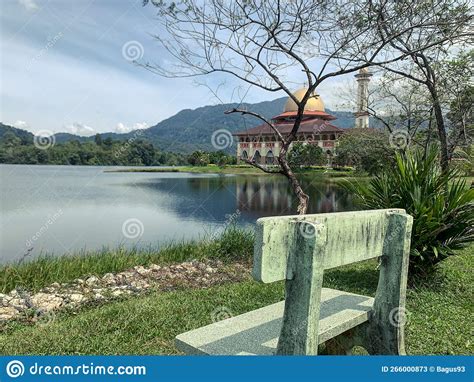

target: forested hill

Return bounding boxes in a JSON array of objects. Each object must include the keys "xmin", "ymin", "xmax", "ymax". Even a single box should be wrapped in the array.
[
  {"xmin": 111, "ymin": 97, "xmax": 359, "ymax": 152},
  {"xmin": 0, "ymin": 97, "xmax": 370, "ymax": 157}
]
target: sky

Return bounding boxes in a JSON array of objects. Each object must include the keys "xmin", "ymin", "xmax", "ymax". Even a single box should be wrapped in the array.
[{"xmin": 0, "ymin": 0, "xmax": 355, "ymax": 136}]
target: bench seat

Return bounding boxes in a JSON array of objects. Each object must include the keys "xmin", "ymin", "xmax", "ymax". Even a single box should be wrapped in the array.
[{"xmin": 175, "ymin": 288, "xmax": 374, "ymax": 355}]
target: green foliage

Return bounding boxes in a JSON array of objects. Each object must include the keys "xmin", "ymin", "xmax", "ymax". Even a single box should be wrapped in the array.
[
  {"xmin": 0, "ymin": 136, "xmax": 240, "ymax": 167},
  {"xmin": 187, "ymin": 150, "xmax": 235, "ymax": 166},
  {"xmin": 288, "ymin": 142, "xmax": 324, "ymax": 168},
  {"xmin": 346, "ymin": 147, "xmax": 474, "ymax": 273},
  {"xmin": 334, "ymin": 129, "xmax": 394, "ymax": 175},
  {"xmin": 208, "ymin": 150, "xmax": 237, "ymax": 167},
  {"xmin": 187, "ymin": 150, "xmax": 210, "ymax": 166}
]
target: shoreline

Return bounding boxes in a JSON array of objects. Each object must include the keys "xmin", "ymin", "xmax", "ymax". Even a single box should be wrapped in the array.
[
  {"xmin": 103, "ymin": 164, "xmax": 357, "ymax": 177},
  {"xmin": 0, "ymin": 227, "xmax": 254, "ymax": 294}
]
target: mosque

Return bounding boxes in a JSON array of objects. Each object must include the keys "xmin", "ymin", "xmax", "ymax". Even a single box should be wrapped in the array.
[{"xmin": 233, "ymin": 68, "xmax": 372, "ymax": 165}]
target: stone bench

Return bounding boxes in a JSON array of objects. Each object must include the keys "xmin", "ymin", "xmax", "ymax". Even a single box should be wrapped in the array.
[{"xmin": 176, "ymin": 209, "xmax": 413, "ymax": 355}]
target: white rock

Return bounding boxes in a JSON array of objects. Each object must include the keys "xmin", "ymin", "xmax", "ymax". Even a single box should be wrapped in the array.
[
  {"xmin": 111, "ymin": 290, "xmax": 123, "ymax": 297},
  {"xmin": 102, "ymin": 273, "xmax": 116, "ymax": 285},
  {"xmin": 31, "ymin": 293, "xmax": 63, "ymax": 311},
  {"xmin": 134, "ymin": 266, "xmax": 152, "ymax": 276},
  {"xmin": 68, "ymin": 294, "xmax": 85, "ymax": 304},
  {"xmin": 0, "ymin": 306, "xmax": 18, "ymax": 321},
  {"xmin": 85, "ymin": 276, "xmax": 99, "ymax": 286},
  {"xmin": 6, "ymin": 297, "xmax": 28, "ymax": 309},
  {"xmin": 149, "ymin": 264, "xmax": 161, "ymax": 271}
]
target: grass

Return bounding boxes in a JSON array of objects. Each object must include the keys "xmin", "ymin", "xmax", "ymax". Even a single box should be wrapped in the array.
[
  {"xmin": 0, "ymin": 227, "xmax": 254, "ymax": 294},
  {"xmin": 105, "ymin": 164, "xmax": 357, "ymax": 177},
  {"xmin": 0, "ymin": 245, "xmax": 472, "ymax": 355}
]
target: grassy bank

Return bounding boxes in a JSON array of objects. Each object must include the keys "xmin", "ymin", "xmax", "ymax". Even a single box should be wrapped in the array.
[
  {"xmin": 0, "ymin": 227, "xmax": 254, "ymax": 294},
  {"xmin": 0, "ymin": 246, "xmax": 472, "ymax": 355},
  {"xmin": 105, "ymin": 164, "xmax": 356, "ymax": 177}
]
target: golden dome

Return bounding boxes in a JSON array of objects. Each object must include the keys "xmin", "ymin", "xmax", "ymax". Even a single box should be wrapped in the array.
[{"xmin": 283, "ymin": 88, "xmax": 325, "ymax": 113}]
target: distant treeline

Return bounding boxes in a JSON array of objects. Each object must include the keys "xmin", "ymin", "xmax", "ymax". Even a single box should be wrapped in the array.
[{"xmin": 0, "ymin": 131, "xmax": 236, "ymax": 167}]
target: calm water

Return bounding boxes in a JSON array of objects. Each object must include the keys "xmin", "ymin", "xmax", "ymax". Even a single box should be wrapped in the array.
[{"xmin": 0, "ymin": 165, "xmax": 354, "ymax": 263}]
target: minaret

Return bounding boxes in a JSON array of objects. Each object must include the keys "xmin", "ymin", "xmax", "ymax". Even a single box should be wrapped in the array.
[{"xmin": 354, "ymin": 68, "xmax": 372, "ymax": 128}]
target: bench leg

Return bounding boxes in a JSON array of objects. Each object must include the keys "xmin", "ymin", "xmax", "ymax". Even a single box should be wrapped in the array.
[
  {"xmin": 359, "ymin": 213, "xmax": 412, "ymax": 355},
  {"xmin": 276, "ymin": 222, "xmax": 326, "ymax": 355}
]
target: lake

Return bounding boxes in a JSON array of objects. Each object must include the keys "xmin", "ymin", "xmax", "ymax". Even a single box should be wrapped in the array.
[{"xmin": 0, "ymin": 165, "xmax": 355, "ymax": 264}]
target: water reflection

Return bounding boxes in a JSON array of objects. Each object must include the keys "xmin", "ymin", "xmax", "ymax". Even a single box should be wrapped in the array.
[
  {"xmin": 1, "ymin": 165, "xmax": 354, "ymax": 262},
  {"xmin": 136, "ymin": 174, "xmax": 354, "ymax": 222}
]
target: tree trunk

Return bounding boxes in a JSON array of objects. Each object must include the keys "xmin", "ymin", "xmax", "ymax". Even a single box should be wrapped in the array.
[
  {"xmin": 429, "ymin": 87, "xmax": 450, "ymax": 174},
  {"xmin": 278, "ymin": 148, "xmax": 309, "ymax": 215}
]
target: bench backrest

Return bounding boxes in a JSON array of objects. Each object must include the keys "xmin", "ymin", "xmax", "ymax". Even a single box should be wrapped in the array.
[
  {"xmin": 253, "ymin": 209, "xmax": 408, "ymax": 283},
  {"xmin": 252, "ymin": 209, "xmax": 413, "ymax": 355}
]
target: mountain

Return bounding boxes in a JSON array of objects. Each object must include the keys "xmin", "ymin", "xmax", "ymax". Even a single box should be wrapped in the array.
[
  {"xmin": 131, "ymin": 97, "xmax": 364, "ymax": 153},
  {"xmin": 0, "ymin": 123, "xmax": 34, "ymax": 144},
  {"xmin": 1, "ymin": 97, "xmax": 369, "ymax": 153}
]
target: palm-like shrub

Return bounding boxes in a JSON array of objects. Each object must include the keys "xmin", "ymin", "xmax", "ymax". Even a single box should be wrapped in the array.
[{"xmin": 346, "ymin": 147, "xmax": 474, "ymax": 272}]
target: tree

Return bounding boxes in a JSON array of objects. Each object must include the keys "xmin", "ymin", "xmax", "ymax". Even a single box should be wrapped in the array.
[
  {"xmin": 188, "ymin": 150, "xmax": 210, "ymax": 166},
  {"xmin": 143, "ymin": 0, "xmax": 472, "ymax": 214},
  {"xmin": 94, "ymin": 133, "xmax": 103, "ymax": 146},
  {"xmin": 369, "ymin": 2, "xmax": 472, "ymax": 172},
  {"xmin": 288, "ymin": 143, "xmax": 324, "ymax": 168},
  {"xmin": 334, "ymin": 129, "xmax": 394, "ymax": 175}
]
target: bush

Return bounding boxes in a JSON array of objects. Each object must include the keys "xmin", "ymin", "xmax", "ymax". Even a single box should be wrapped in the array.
[{"xmin": 346, "ymin": 146, "xmax": 474, "ymax": 273}]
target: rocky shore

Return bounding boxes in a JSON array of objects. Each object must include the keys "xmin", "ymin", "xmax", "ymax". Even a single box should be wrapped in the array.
[{"xmin": 0, "ymin": 259, "xmax": 250, "ymax": 324}]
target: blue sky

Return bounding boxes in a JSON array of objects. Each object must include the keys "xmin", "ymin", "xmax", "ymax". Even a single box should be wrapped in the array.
[{"xmin": 1, "ymin": 0, "xmax": 354, "ymax": 136}]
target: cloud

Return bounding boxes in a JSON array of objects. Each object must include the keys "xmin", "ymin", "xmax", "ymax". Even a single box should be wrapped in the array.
[
  {"xmin": 64, "ymin": 122, "xmax": 95, "ymax": 136},
  {"xmin": 13, "ymin": 120, "xmax": 29, "ymax": 129},
  {"xmin": 17, "ymin": 0, "xmax": 38, "ymax": 11},
  {"xmin": 115, "ymin": 122, "xmax": 149, "ymax": 134}
]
